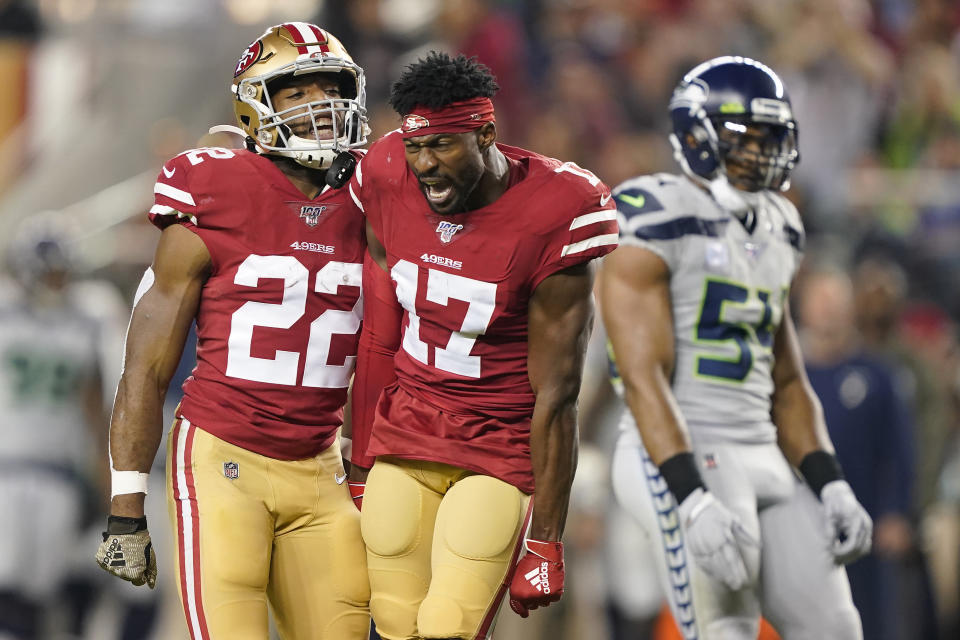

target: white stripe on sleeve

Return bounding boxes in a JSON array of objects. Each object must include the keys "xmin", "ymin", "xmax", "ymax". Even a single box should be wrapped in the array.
[
  {"xmin": 569, "ymin": 209, "xmax": 618, "ymax": 230},
  {"xmin": 349, "ymin": 185, "xmax": 364, "ymax": 212},
  {"xmin": 154, "ymin": 182, "xmax": 196, "ymax": 206},
  {"xmin": 560, "ymin": 233, "xmax": 619, "ymax": 257}
]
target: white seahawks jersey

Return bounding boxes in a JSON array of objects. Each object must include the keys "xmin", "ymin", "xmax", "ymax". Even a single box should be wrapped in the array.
[
  {"xmin": 610, "ymin": 173, "xmax": 804, "ymax": 443},
  {"xmin": 0, "ymin": 280, "xmax": 104, "ymax": 469}
]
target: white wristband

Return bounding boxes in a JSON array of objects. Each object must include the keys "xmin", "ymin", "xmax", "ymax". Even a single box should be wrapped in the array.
[{"xmin": 111, "ymin": 470, "xmax": 150, "ymax": 498}]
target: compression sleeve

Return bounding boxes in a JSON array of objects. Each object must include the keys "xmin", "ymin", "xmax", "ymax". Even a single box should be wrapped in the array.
[{"xmin": 350, "ymin": 252, "xmax": 402, "ymax": 468}]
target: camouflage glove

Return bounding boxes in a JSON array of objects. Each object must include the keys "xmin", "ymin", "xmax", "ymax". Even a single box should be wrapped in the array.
[{"xmin": 95, "ymin": 515, "xmax": 157, "ymax": 589}]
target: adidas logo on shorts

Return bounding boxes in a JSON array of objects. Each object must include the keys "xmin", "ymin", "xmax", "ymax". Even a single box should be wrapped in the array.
[{"xmin": 523, "ymin": 561, "xmax": 552, "ymax": 594}]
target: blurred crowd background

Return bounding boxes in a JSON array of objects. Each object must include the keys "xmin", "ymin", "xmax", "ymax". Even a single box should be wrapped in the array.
[{"xmin": 0, "ymin": 0, "xmax": 958, "ymax": 639}]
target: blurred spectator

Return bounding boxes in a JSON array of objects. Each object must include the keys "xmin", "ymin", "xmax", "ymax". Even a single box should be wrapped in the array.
[
  {"xmin": 898, "ymin": 302, "xmax": 960, "ymax": 640},
  {"xmin": 0, "ymin": 0, "xmax": 41, "ymax": 38},
  {"xmin": 853, "ymin": 257, "xmax": 951, "ymax": 515},
  {"xmin": 797, "ymin": 266, "xmax": 926, "ymax": 640},
  {"xmin": 436, "ymin": 0, "xmax": 535, "ymax": 140},
  {"xmin": 761, "ymin": 0, "xmax": 895, "ymax": 223},
  {"xmin": 0, "ymin": 0, "xmax": 41, "ymax": 197}
]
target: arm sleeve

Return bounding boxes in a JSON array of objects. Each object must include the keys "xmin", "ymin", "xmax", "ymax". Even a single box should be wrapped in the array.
[{"xmin": 350, "ymin": 251, "xmax": 402, "ymax": 468}]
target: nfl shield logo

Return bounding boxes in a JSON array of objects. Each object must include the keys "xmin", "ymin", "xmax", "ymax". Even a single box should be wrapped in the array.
[
  {"xmin": 743, "ymin": 240, "xmax": 766, "ymax": 261},
  {"xmin": 300, "ymin": 205, "xmax": 326, "ymax": 227},
  {"xmin": 223, "ymin": 462, "xmax": 239, "ymax": 480},
  {"xmin": 436, "ymin": 221, "xmax": 463, "ymax": 243},
  {"xmin": 705, "ymin": 241, "xmax": 729, "ymax": 271}
]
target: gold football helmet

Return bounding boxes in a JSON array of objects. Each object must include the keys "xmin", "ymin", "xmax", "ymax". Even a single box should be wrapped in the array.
[{"xmin": 232, "ymin": 22, "xmax": 369, "ymax": 170}]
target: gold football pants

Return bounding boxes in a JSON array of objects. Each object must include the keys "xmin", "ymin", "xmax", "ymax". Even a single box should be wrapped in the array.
[
  {"xmin": 165, "ymin": 417, "xmax": 370, "ymax": 639},
  {"xmin": 361, "ymin": 457, "xmax": 533, "ymax": 640}
]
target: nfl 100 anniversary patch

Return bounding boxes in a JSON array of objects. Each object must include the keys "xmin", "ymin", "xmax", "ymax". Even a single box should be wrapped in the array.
[
  {"xmin": 436, "ymin": 220, "xmax": 463, "ymax": 243},
  {"xmin": 300, "ymin": 204, "xmax": 327, "ymax": 227},
  {"xmin": 288, "ymin": 201, "xmax": 340, "ymax": 228}
]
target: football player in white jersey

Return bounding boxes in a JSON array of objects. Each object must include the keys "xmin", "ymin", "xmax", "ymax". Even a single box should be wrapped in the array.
[
  {"xmin": 0, "ymin": 216, "xmax": 122, "ymax": 639},
  {"xmin": 599, "ymin": 56, "xmax": 873, "ymax": 639}
]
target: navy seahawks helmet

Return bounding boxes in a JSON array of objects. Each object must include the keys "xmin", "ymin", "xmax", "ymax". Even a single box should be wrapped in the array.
[
  {"xmin": 6, "ymin": 214, "xmax": 74, "ymax": 290},
  {"xmin": 669, "ymin": 56, "xmax": 799, "ymax": 192}
]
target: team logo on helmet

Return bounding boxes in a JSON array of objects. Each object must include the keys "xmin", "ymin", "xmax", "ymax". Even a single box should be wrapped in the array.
[
  {"xmin": 436, "ymin": 221, "xmax": 463, "ymax": 243},
  {"xmin": 235, "ymin": 40, "xmax": 263, "ymax": 77},
  {"xmin": 300, "ymin": 204, "xmax": 327, "ymax": 227},
  {"xmin": 669, "ymin": 78, "xmax": 708, "ymax": 111},
  {"xmin": 402, "ymin": 114, "xmax": 430, "ymax": 133}
]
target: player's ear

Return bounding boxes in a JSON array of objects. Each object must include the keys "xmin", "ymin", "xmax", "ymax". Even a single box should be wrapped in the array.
[{"xmin": 476, "ymin": 122, "xmax": 497, "ymax": 151}]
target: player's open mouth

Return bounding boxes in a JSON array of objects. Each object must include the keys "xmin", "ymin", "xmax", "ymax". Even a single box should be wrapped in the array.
[
  {"xmin": 313, "ymin": 120, "xmax": 334, "ymax": 139},
  {"xmin": 421, "ymin": 181, "xmax": 454, "ymax": 205}
]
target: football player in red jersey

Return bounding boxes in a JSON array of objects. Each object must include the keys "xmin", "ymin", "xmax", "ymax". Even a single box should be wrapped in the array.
[
  {"xmin": 95, "ymin": 23, "xmax": 373, "ymax": 639},
  {"xmin": 346, "ymin": 52, "xmax": 619, "ymax": 639}
]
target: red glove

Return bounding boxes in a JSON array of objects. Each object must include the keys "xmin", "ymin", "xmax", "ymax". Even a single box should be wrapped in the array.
[
  {"xmin": 509, "ymin": 539, "xmax": 564, "ymax": 618},
  {"xmin": 348, "ymin": 482, "xmax": 365, "ymax": 511}
]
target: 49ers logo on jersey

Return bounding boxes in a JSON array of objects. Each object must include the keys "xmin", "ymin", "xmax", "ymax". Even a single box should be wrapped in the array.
[{"xmin": 235, "ymin": 40, "xmax": 263, "ymax": 77}]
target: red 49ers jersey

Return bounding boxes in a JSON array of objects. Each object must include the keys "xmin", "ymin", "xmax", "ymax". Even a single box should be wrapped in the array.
[
  {"xmin": 349, "ymin": 132, "xmax": 618, "ymax": 491},
  {"xmin": 150, "ymin": 147, "xmax": 366, "ymax": 460}
]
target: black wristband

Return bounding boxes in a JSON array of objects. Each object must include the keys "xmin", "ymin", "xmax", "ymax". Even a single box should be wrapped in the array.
[
  {"xmin": 106, "ymin": 515, "xmax": 148, "ymax": 535},
  {"xmin": 799, "ymin": 450, "xmax": 844, "ymax": 498},
  {"xmin": 659, "ymin": 452, "xmax": 706, "ymax": 505}
]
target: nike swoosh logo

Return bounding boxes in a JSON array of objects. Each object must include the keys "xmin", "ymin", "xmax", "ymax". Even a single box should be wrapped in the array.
[
  {"xmin": 617, "ymin": 193, "xmax": 646, "ymax": 209},
  {"xmin": 334, "ymin": 472, "xmax": 347, "ymax": 485},
  {"xmin": 600, "ymin": 193, "xmax": 612, "ymax": 206},
  {"xmin": 163, "ymin": 166, "xmax": 176, "ymax": 178}
]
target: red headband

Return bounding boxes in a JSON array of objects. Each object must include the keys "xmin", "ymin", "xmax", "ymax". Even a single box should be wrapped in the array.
[{"xmin": 400, "ymin": 97, "xmax": 495, "ymax": 138}]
